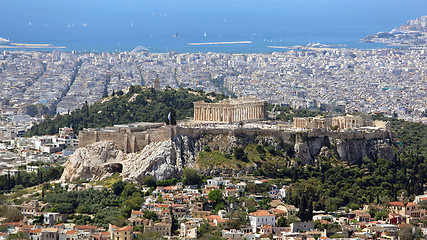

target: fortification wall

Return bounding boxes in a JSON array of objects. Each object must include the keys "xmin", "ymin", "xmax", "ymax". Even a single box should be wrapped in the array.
[
  {"xmin": 79, "ymin": 124, "xmax": 391, "ymax": 154},
  {"xmin": 79, "ymin": 125, "xmax": 177, "ymax": 153}
]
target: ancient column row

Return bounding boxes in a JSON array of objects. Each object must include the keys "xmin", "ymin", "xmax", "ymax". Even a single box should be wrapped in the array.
[{"xmin": 194, "ymin": 104, "xmax": 265, "ymax": 122}]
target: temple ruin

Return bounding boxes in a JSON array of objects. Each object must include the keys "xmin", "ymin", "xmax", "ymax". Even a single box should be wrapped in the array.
[
  {"xmin": 293, "ymin": 115, "xmax": 390, "ymax": 130},
  {"xmin": 193, "ymin": 97, "xmax": 267, "ymax": 123}
]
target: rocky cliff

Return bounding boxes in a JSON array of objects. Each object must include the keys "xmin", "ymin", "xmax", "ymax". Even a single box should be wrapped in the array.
[
  {"xmin": 60, "ymin": 135, "xmax": 198, "ymax": 184},
  {"xmin": 60, "ymin": 128, "xmax": 394, "ymax": 183}
]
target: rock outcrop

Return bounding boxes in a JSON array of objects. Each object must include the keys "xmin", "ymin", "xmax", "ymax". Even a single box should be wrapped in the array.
[
  {"xmin": 294, "ymin": 129, "xmax": 394, "ymax": 164},
  {"xmin": 60, "ymin": 135, "xmax": 198, "ymax": 184},
  {"xmin": 60, "ymin": 141, "xmax": 125, "ymax": 183},
  {"xmin": 60, "ymin": 128, "xmax": 395, "ymax": 183}
]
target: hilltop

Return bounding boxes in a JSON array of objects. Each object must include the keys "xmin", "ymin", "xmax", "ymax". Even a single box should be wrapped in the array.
[
  {"xmin": 25, "ymin": 86, "xmax": 228, "ymax": 137},
  {"xmin": 362, "ymin": 16, "xmax": 427, "ymax": 46}
]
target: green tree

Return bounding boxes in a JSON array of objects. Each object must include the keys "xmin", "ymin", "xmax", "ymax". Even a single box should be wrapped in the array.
[
  {"xmin": 182, "ymin": 168, "xmax": 201, "ymax": 186},
  {"xmin": 208, "ymin": 189, "xmax": 224, "ymax": 202},
  {"xmin": 374, "ymin": 210, "xmax": 388, "ymax": 220},
  {"xmin": 142, "ymin": 176, "xmax": 156, "ymax": 187},
  {"xmin": 112, "ymin": 180, "xmax": 125, "ymax": 196},
  {"xmin": 164, "ymin": 108, "xmax": 177, "ymax": 125},
  {"xmin": 277, "ymin": 216, "xmax": 288, "ymax": 227},
  {"xmin": 234, "ymin": 147, "xmax": 247, "ymax": 162},
  {"xmin": 143, "ymin": 211, "xmax": 158, "ymax": 221}
]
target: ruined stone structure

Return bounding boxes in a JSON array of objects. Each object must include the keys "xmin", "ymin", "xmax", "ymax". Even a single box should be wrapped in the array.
[
  {"xmin": 193, "ymin": 97, "xmax": 267, "ymax": 123},
  {"xmin": 332, "ymin": 115, "xmax": 365, "ymax": 129},
  {"xmin": 293, "ymin": 114, "xmax": 390, "ymax": 131},
  {"xmin": 78, "ymin": 122, "xmax": 175, "ymax": 153},
  {"xmin": 293, "ymin": 116, "xmax": 332, "ymax": 130}
]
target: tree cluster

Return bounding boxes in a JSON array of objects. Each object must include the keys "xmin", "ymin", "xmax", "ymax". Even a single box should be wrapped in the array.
[{"xmin": 26, "ymin": 86, "xmax": 227, "ymax": 136}]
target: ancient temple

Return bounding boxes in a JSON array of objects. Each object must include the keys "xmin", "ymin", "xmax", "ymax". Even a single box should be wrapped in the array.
[
  {"xmin": 293, "ymin": 116, "xmax": 331, "ymax": 130},
  {"xmin": 193, "ymin": 97, "xmax": 267, "ymax": 123}
]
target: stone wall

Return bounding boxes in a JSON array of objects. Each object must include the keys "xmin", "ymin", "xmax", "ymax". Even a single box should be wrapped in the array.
[{"xmin": 79, "ymin": 125, "xmax": 176, "ymax": 153}]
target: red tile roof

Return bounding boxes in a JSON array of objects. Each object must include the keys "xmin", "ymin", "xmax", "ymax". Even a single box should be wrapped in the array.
[
  {"xmin": 248, "ymin": 210, "xmax": 274, "ymax": 217},
  {"xmin": 389, "ymin": 201, "xmax": 404, "ymax": 207},
  {"xmin": 74, "ymin": 225, "xmax": 98, "ymax": 230},
  {"xmin": 131, "ymin": 210, "xmax": 144, "ymax": 215},
  {"xmin": 29, "ymin": 229, "xmax": 42, "ymax": 233},
  {"xmin": 66, "ymin": 230, "xmax": 78, "ymax": 235},
  {"xmin": 116, "ymin": 225, "xmax": 133, "ymax": 232}
]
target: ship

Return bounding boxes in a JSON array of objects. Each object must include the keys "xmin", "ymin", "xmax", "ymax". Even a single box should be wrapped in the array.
[{"xmin": 0, "ymin": 37, "xmax": 11, "ymax": 45}]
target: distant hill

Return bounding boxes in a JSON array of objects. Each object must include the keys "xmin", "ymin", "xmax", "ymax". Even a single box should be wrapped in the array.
[{"xmin": 25, "ymin": 86, "xmax": 228, "ymax": 137}]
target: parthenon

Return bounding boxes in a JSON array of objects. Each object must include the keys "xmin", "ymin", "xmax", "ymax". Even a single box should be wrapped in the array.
[{"xmin": 193, "ymin": 97, "xmax": 267, "ymax": 123}]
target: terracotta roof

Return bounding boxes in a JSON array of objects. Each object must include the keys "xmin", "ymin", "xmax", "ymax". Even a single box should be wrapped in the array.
[
  {"xmin": 29, "ymin": 229, "xmax": 42, "ymax": 233},
  {"xmin": 131, "ymin": 210, "xmax": 144, "ymax": 215},
  {"xmin": 206, "ymin": 215, "xmax": 222, "ymax": 221},
  {"xmin": 43, "ymin": 228, "xmax": 59, "ymax": 232},
  {"xmin": 271, "ymin": 209, "xmax": 287, "ymax": 214},
  {"xmin": 389, "ymin": 201, "xmax": 404, "ymax": 207},
  {"xmin": 154, "ymin": 204, "xmax": 170, "ymax": 208},
  {"xmin": 248, "ymin": 210, "xmax": 273, "ymax": 217},
  {"xmin": 74, "ymin": 225, "xmax": 98, "ymax": 230},
  {"xmin": 261, "ymin": 224, "xmax": 272, "ymax": 229},
  {"xmin": 66, "ymin": 230, "xmax": 78, "ymax": 235},
  {"xmin": 407, "ymin": 202, "xmax": 417, "ymax": 206},
  {"xmin": 116, "ymin": 225, "xmax": 133, "ymax": 232}
]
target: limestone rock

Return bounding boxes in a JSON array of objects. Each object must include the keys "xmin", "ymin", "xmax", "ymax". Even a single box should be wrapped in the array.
[
  {"xmin": 60, "ymin": 141, "xmax": 124, "ymax": 183},
  {"xmin": 60, "ymin": 135, "xmax": 199, "ymax": 184}
]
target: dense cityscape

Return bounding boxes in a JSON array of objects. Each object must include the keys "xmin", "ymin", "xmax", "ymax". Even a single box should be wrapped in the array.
[
  {"xmin": 0, "ymin": 10, "xmax": 426, "ymax": 240},
  {"xmin": 1, "ymin": 47, "xmax": 426, "ymax": 122}
]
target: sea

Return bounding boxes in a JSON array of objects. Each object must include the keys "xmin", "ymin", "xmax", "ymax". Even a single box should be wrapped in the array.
[{"xmin": 0, "ymin": 0, "xmax": 426, "ymax": 53}]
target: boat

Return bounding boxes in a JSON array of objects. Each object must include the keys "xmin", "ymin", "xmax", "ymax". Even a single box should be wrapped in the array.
[
  {"xmin": 0, "ymin": 37, "xmax": 11, "ymax": 46},
  {"xmin": 174, "ymin": 32, "xmax": 179, "ymax": 38}
]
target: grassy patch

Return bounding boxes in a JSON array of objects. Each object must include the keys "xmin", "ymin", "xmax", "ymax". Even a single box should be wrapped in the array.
[
  {"xmin": 91, "ymin": 173, "xmax": 122, "ymax": 187},
  {"xmin": 197, "ymin": 151, "xmax": 251, "ymax": 169},
  {"xmin": 6, "ymin": 188, "xmax": 31, "ymax": 202}
]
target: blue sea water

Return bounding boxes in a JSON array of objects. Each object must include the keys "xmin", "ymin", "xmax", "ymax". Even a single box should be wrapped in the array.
[{"xmin": 0, "ymin": 0, "xmax": 426, "ymax": 53}]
